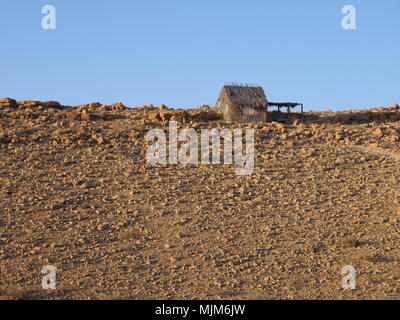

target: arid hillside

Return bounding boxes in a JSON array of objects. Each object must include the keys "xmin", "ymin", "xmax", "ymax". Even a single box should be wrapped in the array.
[{"xmin": 1, "ymin": 98, "xmax": 400, "ymax": 300}]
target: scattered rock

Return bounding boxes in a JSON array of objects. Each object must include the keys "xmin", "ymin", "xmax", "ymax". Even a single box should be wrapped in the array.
[
  {"xmin": 110, "ymin": 102, "xmax": 126, "ymax": 110},
  {"xmin": 373, "ymin": 128, "xmax": 384, "ymax": 138},
  {"xmin": 0, "ymin": 101, "xmax": 399, "ymax": 300},
  {"xmin": 0, "ymin": 98, "xmax": 17, "ymax": 108},
  {"xmin": 80, "ymin": 110, "xmax": 92, "ymax": 121},
  {"xmin": 17, "ymin": 100, "xmax": 41, "ymax": 107}
]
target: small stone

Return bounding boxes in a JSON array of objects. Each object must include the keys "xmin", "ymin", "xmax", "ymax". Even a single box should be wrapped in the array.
[{"xmin": 373, "ymin": 128, "xmax": 384, "ymax": 138}]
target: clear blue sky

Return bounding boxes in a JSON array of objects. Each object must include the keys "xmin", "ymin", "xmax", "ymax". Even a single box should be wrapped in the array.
[{"xmin": 1, "ymin": 0, "xmax": 399, "ymax": 111}]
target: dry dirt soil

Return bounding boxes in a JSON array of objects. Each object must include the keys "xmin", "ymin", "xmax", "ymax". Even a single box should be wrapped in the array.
[{"xmin": 1, "ymin": 99, "xmax": 400, "ymax": 300}]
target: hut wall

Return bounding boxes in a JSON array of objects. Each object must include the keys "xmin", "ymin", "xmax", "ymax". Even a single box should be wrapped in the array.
[
  {"xmin": 222, "ymin": 105, "xmax": 240, "ymax": 123},
  {"xmin": 241, "ymin": 106, "xmax": 258, "ymax": 115},
  {"xmin": 225, "ymin": 108, "xmax": 267, "ymax": 123}
]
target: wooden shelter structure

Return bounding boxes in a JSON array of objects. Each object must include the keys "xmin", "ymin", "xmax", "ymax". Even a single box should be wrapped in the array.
[
  {"xmin": 216, "ymin": 85, "xmax": 268, "ymax": 123},
  {"xmin": 268, "ymin": 102, "xmax": 304, "ymax": 122}
]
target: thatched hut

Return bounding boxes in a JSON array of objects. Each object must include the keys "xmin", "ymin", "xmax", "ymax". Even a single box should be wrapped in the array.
[{"xmin": 216, "ymin": 85, "xmax": 268, "ymax": 123}]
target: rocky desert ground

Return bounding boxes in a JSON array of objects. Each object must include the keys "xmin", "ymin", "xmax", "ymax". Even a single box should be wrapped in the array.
[{"xmin": 1, "ymin": 97, "xmax": 400, "ymax": 300}]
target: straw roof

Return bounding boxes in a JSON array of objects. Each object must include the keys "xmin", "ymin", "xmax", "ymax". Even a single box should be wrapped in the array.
[
  {"xmin": 268, "ymin": 102, "xmax": 303, "ymax": 108},
  {"xmin": 217, "ymin": 85, "xmax": 268, "ymax": 112}
]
